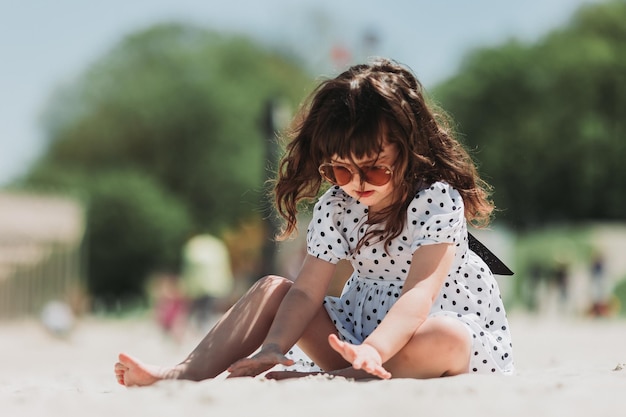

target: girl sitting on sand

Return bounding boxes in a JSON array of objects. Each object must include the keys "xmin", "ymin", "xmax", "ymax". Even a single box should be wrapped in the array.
[{"xmin": 115, "ymin": 58, "xmax": 514, "ymax": 385}]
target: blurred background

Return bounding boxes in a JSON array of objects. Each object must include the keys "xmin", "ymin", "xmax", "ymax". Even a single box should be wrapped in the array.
[{"xmin": 1, "ymin": 0, "xmax": 625, "ymax": 337}]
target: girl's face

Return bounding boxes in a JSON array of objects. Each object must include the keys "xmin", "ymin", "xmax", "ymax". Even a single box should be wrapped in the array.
[{"xmin": 330, "ymin": 143, "xmax": 398, "ymax": 213}]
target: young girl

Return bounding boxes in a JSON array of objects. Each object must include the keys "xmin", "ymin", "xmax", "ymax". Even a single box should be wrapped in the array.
[{"xmin": 114, "ymin": 58, "xmax": 514, "ymax": 386}]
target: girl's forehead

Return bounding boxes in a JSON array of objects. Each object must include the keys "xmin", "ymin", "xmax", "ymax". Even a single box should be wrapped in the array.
[{"xmin": 332, "ymin": 142, "xmax": 397, "ymax": 163}]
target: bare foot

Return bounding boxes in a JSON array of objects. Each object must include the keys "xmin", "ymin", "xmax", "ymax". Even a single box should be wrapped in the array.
[{"xmin": 114, "ymin": 353, "xmax": 172, "ymax": 387}]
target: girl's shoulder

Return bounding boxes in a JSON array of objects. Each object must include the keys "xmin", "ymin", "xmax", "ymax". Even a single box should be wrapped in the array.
[
  {"xmin": 308, "ymin": 187, "xmax": 362, "ymax": 264},
  {"xmin": 408, "ymin": 181, "xmax": 464, "ymax": 217},
  {"xmin": 406, "ymin": 181, "xmax": 466, "ymax": 250},
  {"xmin": 413, "ymin": 181, "xmax": 460, "ymax": 200}
]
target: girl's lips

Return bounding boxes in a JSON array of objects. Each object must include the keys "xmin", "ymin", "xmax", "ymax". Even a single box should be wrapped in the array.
[{"xmin": 356, "ymin": 190, "xmax": 375, "ymax": 198}]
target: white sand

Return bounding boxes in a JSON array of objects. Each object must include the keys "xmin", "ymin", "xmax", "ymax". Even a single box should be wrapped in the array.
[{"xmin": 2, "ymin": 313, "xmax": 625, "ymax": 416}]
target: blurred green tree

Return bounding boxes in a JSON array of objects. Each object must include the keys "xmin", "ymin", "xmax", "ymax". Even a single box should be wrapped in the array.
[
  {"xmin": 84, "ymin": 170, "xmax": 193, "ymax": 303},
  {"xmin": 36, "ymin": 23, "xmax": 313, "ymax": 233},
  {"xmin": 24, "ymin": 165, "xmax": 192, "ymax": 304},
  {"xmin": 434, "ymin": 0, "xmax": 626, "ymax": 228},
  {"xmin": 23, "ymin": 23, "xmax": 313, "ymax": 303}
]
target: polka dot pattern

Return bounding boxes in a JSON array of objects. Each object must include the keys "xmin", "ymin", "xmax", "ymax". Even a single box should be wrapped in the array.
[{"xmin": 305, "ymin": 182, "xmax": 515, "ymax": 375}]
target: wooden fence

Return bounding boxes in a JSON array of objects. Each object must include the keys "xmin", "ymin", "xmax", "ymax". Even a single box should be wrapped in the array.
[{"xmin": 0, "ymin": 192, "xmax": 85, "ymax": 319}]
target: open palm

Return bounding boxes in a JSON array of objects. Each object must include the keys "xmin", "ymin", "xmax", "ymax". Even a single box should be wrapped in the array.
[{"xmin": 328, "ymin": 334, "xmax": 391, "ymax": 379}]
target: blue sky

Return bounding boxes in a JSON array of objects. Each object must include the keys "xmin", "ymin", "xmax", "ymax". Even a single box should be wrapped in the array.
[{"xmin": 0, "ymin": 0, "xmax": 598, "ymax": 186}]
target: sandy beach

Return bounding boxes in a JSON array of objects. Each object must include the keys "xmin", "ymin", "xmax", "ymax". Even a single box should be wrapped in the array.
[{"xmin": 2, "ymin": 312, "xmax": 625, "ymax": 417}]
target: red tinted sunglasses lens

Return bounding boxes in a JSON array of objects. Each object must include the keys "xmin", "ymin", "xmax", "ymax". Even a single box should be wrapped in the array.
[
  {"xmin": 319, "ymin": 164, "xmax": 352, "ymax": 186},
  {"xmin": 363, "ymin": 166, "xmax": 392, "ymax": 186},
  {"xmin": 332, "ymin": 165, "xmax": 353, "ymax": 185}
]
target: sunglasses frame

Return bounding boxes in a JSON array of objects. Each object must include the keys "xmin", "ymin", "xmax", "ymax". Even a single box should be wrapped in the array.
[{"xmin": 318, "ymin": 162, "xmax": 394, "ymax": 186}]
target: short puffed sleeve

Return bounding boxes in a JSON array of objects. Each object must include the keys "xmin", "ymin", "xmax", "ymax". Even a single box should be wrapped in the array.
[
  {"xmin": 306, "ymin": 187, "xmax": 354, "ymax": 264},
  {"xmin": 408, "ymin": 182, "xmax": 465, "ymax": 252}
]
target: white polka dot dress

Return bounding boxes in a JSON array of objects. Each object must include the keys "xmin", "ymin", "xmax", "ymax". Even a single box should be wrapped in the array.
[{"xmin": 306, "ymin": 182, "xmax": 515, "ymax": 375}]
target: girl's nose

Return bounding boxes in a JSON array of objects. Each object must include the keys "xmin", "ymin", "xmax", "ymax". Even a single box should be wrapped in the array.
[{"xmin": 350, "ymin": 170, "xmax": 365, "ymax": 187}]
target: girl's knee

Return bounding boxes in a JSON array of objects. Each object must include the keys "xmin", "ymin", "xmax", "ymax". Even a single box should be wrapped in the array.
[
  {"xmin": 421, "ymin": 316, "xmax": 472, "ymax": 356},
  {"xmin": 425, "ymin": 316, "xmax": 472, "ymax": 373},
  {"xmin": 253, "ymin": 275, "xmax": 293, "ymax": 295},
  {"xmin": 387, "ymin": 317, "xmax": 471, "ymax": 378},
  {"xmin": 243, "ymin": 276, "xmax": 293, "ymax": 312}
]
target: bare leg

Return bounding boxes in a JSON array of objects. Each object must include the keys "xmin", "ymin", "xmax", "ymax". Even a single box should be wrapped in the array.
[
  {"xmin": 296, "ymin": 303, "xmax": 350, "ymax": 371},
  {"xmin": 115, "ymin": 275, "xmax": 293, "ymax": 386},
  {"xmin": 264, "ymin": 305, "xmax": 357, "ymax": 381},
  {"xmin": 383, "ymin": 315, "xmax": 471, "ymax": 378},
  {"xmin": 267, "ymin": 315, "xmax": 471, "ymax": 381}
]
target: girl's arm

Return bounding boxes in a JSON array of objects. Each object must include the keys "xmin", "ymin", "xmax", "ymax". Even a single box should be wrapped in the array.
[
  {"xmin": 262, "ymin": 254, "xmax": 336, "ymax": 352},
  {"xmin": 363, "ymin": 242, "xmax": 454, "ymax": 360},
  {"xmin": 227, "ymin": 254, "xmax": 336, "ymax": 377},
  {"xmin": 329, "ymin": 242, "xmax": 454, "ymax": 378}
]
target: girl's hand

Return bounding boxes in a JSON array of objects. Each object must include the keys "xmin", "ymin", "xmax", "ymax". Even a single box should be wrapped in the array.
[
  {"xmin": 227, "ymin": 344, "xmax": 294, "ymax": 378},
  {"xmin": 328, "ymin": 334, "xmax": 391, "ymax": 379}
]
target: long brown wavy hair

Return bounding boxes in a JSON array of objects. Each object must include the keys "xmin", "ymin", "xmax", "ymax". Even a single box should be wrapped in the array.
[{"xmin": 274, "ymin": 58, "xmax": 494, "ymax": 246}]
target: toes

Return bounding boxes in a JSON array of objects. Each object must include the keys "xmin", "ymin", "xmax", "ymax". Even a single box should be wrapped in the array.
[
  {"xmin": 114, "ymin": 358, "xmax": 130, "ymax": 386},
  {"xmin": 114, "ymin": 362, "xmax": 128, "ymax": 372},
  {"xmin": 115, "ymin": 372, "xmax": 126, "ymax": 386}
]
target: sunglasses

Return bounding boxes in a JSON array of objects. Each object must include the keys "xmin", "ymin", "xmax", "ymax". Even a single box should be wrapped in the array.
[{"xmin": 318, "ymin": 162, "xmax": 393, "ymax": 186}]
